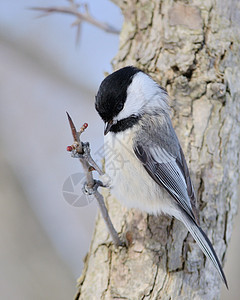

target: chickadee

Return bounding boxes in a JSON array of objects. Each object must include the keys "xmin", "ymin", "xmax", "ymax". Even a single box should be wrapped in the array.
[{"xmin": 95, "ymin": 66, "xmax": 227, "ymax": 287}]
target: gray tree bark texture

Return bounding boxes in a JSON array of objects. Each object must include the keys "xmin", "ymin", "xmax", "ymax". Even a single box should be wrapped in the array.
[{"xmin": 76, "ymin": 0, "xmax": 240, "ymax": 299}]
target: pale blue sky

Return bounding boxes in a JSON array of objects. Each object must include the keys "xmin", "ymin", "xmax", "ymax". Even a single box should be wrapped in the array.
[
  {"xmin": 0, "ymin": 0, "xmax": 123, "ymax": 280},
  {"xmin": 0, "ymin": 0, "xmax": 123, "ymax": 90}
]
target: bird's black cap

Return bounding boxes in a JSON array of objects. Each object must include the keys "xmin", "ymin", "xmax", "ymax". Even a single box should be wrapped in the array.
[{"xmin": 95, "ymin": 66, "xmax": 141, "ymax": 122}]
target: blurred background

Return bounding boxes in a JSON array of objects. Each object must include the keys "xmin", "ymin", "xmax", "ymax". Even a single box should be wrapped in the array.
[{"xmin": 0, "ymin": 1, "xmax": 239, "ymax": 299}]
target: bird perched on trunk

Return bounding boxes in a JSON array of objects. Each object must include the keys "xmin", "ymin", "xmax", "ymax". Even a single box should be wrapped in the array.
[{"xmin": 95, "ymin": 66, "xmax": 227, "ymax": 288}]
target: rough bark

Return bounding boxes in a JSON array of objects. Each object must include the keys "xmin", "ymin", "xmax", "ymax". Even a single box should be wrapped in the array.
[{"xmin": 76, "ymin": 0, "xmax": 240, "ymax": 299}]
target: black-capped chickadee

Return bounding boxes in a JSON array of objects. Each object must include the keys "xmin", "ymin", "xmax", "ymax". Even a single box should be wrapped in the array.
[{"xmin": 95, "ymin": 66, "xmax": 227, "ymax": 287}]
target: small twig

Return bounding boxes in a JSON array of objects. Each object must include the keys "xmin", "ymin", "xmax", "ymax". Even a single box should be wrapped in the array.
[
  {"xmin": 95, "ymin": 190, "xmax": 125, "ymax": 247},
  {"xmin": 66, "ymin": 112, "xmax": 80, "ymax": 143},
  {"xmin": 75, "ymin": 22, "xmax": 81, "ymax": 46},
  {"xmin": 66, "ymin": 112, "xmax": 124, "ymax": 247},
  {"xmin": 81, "ymin": 142, "xmax": 104, "ymax": 176},
  {"xmin": 30, "ymin": 3, "xmax": 120, "ymax": 35}
]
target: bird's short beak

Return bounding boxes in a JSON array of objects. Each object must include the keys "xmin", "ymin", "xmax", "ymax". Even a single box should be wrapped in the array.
[{"xmin": 104, "ymin": 120, "xmax": 115, "ymax": 135}]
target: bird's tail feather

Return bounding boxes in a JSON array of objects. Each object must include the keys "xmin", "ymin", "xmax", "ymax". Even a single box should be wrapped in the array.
[{"xmin": 179, "ymin": 210, "xmax": 228, "ymax": 288}]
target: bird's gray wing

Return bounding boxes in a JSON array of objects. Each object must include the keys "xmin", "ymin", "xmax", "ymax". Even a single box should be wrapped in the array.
[
  {"xmin": 133, "ymin": 116, "xmax": 197, "ymax": 221},
  {"xmin": 133, "ymin": 123, "xmax": 228, "ymax": 287},
  {"xmin": 133, "ymin": 139, "xmax": 196, "ymax": 220}
]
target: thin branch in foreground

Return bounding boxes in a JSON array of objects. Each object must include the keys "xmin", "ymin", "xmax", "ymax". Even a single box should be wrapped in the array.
[
  {"xmin": 30, "ymin": 1, "xmax": 120, "ymax": 35},
  {"xmin": 66, "ymin": 112, "xmax": 124, "ymax": 247}
]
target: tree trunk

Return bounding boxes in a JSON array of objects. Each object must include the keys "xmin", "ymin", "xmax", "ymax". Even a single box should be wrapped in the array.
[{"xmin": 76, "ymin": 0, "xmax": 240, "ymax": 299}]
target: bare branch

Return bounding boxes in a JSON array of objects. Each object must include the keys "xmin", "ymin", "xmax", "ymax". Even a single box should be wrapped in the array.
[
  {"xmin": 66, "ymin": 112, "xmax": 124, "ymax": 247},
  {"xmin": 30, "ymin": 2, "xmax": 120, "ymax": 35},
  {"xmin": 94, "ymin": 190, "xmax": 124, "ymax": 247}
]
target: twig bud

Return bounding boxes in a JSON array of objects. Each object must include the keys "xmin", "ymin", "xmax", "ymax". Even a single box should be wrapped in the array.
[{"xmin": 88, "ymin": 166, "xmax": 96, "ymax": 172}]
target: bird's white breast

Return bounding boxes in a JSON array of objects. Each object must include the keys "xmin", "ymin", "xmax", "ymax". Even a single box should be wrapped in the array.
[{"xmin": 104, "ymin": 127, "xmax": 177, "ymax": 216}]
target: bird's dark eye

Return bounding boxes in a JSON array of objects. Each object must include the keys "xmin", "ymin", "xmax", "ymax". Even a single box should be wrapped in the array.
[{"xmin": 116, "ymin": 102, "xmax": 124, "ymax": 111}]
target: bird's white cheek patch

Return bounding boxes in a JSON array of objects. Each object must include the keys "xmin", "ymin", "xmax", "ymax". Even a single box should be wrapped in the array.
[{"xmin": 115, "ymin": 71, "xmax": 169, "ymax": 122}]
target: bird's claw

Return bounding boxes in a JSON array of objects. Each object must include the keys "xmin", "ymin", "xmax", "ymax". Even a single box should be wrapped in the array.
[
  {"xmin": 70, "ymin": 142, "xmax": 90, "ymax": 159},
  {"xmin": 82, "ymin": 180, "xmax": 101, "ymax": 195},
  {"xmin": 71, "ymin": 150, "xmax": 83, "ymax": 158}
]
